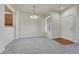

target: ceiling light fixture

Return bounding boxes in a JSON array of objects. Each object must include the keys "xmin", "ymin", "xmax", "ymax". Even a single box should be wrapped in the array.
[
  {"xmin": 60, "ymin": 6, "xmax": 64, "ymax": 10},
  {"xmin": 30, "ymin": 5, "xmax": 38, "ymax": 19}
]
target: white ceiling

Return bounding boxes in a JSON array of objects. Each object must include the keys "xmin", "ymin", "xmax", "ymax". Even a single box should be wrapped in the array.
[
  {"xmin": 11, "ymin": 4, "xmax": 73, "ymax": 16},
  {"xmin": 5, "ymin": 6, "xmax": 12, "ymax": 12}
]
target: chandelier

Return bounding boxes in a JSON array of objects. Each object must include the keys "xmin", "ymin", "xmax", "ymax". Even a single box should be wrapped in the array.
[{"xmin": 30, "ymin": 5, "xmax": 38, "ymax": 19}]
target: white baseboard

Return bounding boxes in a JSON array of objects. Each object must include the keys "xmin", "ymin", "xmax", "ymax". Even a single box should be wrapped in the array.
[
  {"xmin": 73, "ymin": 40, "xmax": 79, "ymax": 43},
  {"xmin": 17, "ymin": 35, "xmax": 45, "ymax": 39},
  {"xmin": 0, "ymin": 47, "xmax": 5, "ymax": 53},
  {"xmin": 4, "ymin": 39, "xmax": 14, "ymax": 47}
]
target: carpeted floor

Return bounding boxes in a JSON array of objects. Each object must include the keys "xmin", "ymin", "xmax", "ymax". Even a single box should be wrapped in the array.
[
  {"xmin": 1, "ymin": 37, "xmax": 79, "ymax": 54},
  {"xmin": 2, "ymin": 37, "xmax": 64, "ymax": 54}
]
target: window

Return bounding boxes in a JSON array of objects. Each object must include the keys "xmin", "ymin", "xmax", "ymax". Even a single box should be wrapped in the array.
[{"xmin": 48, "ymin": 24, "xmax": 51, "ymax": 32}]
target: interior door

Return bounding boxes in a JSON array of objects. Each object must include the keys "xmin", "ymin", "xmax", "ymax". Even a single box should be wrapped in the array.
[{"xmin": 62, "ymin": 15, "xmax": 74, "ymax": 41}]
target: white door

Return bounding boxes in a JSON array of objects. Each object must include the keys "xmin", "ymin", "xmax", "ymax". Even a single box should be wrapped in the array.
[{"xmin": 62, "ymin": 15, "xmax": 74, "ymax": 41}]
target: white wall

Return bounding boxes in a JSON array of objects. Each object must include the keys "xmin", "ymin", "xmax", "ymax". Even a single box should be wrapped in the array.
[
  {"xmin": 0, "ymin": 5, "xmax": 5, "ymax": 53},
  {"xmin": 3, "ymin": 5, "xmax": 15, "ymax": 46},
  {"xmin": 0, "ymin": 5, "xmax": 14, "ymax": 53},
  {"xmin": 61, "ymin": 5, "xmax": 77, "ymax": 42},
  {"xmin": 17, "ymin": 11, "xmax": 45, "ymax": 38},
  {"xmin": 75, "ymin": 5, "xmax": 79, "ymax": 42},
  {"xmin": 50, "ymin": 12, "xmax": 61, "ymax": 38},
  {"xmin": 4, "ymin": 27, "xmax": 14, "ymax": 46}
]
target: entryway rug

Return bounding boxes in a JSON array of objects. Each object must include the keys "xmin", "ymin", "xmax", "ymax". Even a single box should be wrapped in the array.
[{"xmin": 53, "ymin": 38, "xmax": 74, "ymax": 46}]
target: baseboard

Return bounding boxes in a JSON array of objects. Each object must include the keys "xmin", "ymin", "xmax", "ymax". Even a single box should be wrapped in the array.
[
  {"xmin": 73, "ymin": 40, "xmax": 79, "ymax": 43},
  {"xmin": 17, "ymin": 36, "xmax": 45, "ymax": 39},
  {"xmin": 4, "ymin": 39, "xmax": 14, "ymax": 47},
  {"xmin": 0, "ymin": 47, "xmax": 5, "ymax": 53}
]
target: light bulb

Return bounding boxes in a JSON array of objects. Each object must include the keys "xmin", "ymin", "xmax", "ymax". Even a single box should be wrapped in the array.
[
  {"xmin": 30, "ymin": 16, "xmax": 33, "ymax": 19},
  {"xmin": 30, "ymin": 15, "xmax": 38, "ymax": 19}
]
